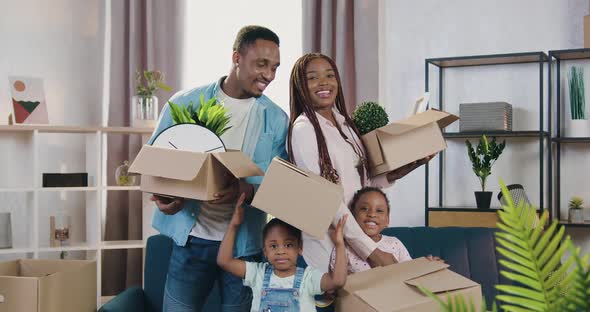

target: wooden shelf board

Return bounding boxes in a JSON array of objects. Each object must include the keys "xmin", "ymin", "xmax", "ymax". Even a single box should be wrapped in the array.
[
  {"xmin": 101, "ymin": 240, "xmax": 145, "ymax": 250},
  {"xmin": 444, "ymin": 131, "xmax": 548, "ymax": 139},
  {"xmin": 0, "ymin": 247, "xmax": 35, "ymax": 255},
  {"xmin": 427, "ymin": 52, "xmax": 547, "ymax": 68}
]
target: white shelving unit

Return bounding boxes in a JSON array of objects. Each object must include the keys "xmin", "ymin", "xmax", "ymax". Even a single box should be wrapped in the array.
[{"xmin": 0, "ymin": 125, "xmax": 155, "ymax": 307}]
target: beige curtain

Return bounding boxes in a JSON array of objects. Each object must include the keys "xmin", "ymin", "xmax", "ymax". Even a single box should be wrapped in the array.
[
  {"xmin": 103, "ymin": 0, "xmax": 185, "ymax": 296},
  {"xmin": 303, "ymin": 0, "xmax": 379, "ymax": 113}
]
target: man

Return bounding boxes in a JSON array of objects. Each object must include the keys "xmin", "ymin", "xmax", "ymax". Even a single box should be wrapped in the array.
[{"xmin": 148, "ymin": 25, "xmax": 288, "ymax": 311}]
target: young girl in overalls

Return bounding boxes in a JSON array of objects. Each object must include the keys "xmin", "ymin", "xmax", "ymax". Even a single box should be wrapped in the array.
[{"xmin": 218, "ymin": 194, "xmax": 349, "ymax": 312}]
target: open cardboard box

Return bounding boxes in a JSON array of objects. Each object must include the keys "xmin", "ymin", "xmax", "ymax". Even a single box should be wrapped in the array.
[
  {"xmin": 251, "ymin": 157, "xmax": 343, "ymax": 239},
  {"xmin": 362, "ymin": 109, "xmax": 459, "ymax": 177},
  {"xmin": 336, "ymin": 257, "xmax": 481, "ymax": 312},
  {"xmin": 129, "ymin": 145, "xmax": 263, "ymax": 201},
  {"xmin": 0, "ymin": 259, "xmax": 96, "ymax": 312}
]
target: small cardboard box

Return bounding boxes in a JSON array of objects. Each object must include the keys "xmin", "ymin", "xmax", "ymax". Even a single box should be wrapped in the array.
[
  {"xmin": 129, "ymin": 145, "xmax": 264, "ymax": 201},
  {"xmin": 0, "ymin": 259, "xmax": 96, "ymax": 312},
  {"xmin": 585, "ymin": 15, "xmax": 590, "ymax": 48},
  {"xmin": 336, "ymin": 257, "xmax": 481, "ymax": 312},
  {"xmin": 251, "ymin": 157, "xmax": 343, "ymax": 239},
  {"xmin": 362, "ymin": 109, "xmax": 458, "ymax": 176}
]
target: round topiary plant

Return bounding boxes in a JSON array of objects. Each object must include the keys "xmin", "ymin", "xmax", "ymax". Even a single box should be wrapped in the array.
[{"xmin": 352, "ymin": 101, "xmax": 389, "ymax": 135}]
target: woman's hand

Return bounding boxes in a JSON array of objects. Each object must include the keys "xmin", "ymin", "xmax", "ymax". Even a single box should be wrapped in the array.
[
  {"xmin": 386, "ymin": 154, "xmax": 435, "ymax": 183},
  {"xmin": 426, "ymin": 254, "xmax": 444, "ymax": 262}
]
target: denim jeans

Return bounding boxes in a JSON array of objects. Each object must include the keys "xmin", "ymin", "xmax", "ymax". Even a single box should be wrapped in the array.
[{"xmin": 163, "ymin": 236, "xmax": 260, "ymax": 312}]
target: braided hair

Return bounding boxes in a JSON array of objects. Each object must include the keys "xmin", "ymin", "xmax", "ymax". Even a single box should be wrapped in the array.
[{"xmin": 287, "ymin": 53, "xmax": 369, "ymax": 184}]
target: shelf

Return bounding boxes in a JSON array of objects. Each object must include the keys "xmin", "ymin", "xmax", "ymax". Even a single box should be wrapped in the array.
[
  {"xmin": 427, "ymin": 51, "xmax": 547, "ymax": 68},
  {"xmin": 0, "ymin": 125, "xmax": 154, "ymax": 134},
  {"xmin": 38, "ymin": 186, "xmax": 98, "ymax": 192},
  {"xmin": 549, "ymin": 48, "xmax": 590, "ymax": 61},
  {"xmin": 105, "ymin": 186, "xmax": 141, "ymax": 191},
  {"xmin": 101, "ymin": 240, "xmax": 145, "ymax": 250},
  {"xmin": 0, "ymin": 187, "xmax": 35, "ymax": 192},
  {"xmin": 0, "ymin": 247, "xmax": 35, "ymax": 255},
  {"xmin": 428, "ymin": 207, "xmax": 502, "ymax": 213},
  {"xmin": 39, "ymin": 243, "xmax": 97, "ymax": 252},
  {"xmin": 444, "ymin": 131, "xmax": 549, "ymax": 139},
  {"xmin": 558, "ymin": 220, "xmax": 590, "ymax": 228},
  {"xmin": 552, "ymin": 137, "xmax": 590, "ymax": 143}
]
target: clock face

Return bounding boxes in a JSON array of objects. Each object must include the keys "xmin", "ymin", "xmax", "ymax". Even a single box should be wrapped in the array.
[{"xmin": 151, "ymin": 124, "xmax": 226, "ymax": 153}]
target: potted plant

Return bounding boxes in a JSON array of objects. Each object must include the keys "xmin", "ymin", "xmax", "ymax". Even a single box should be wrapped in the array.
[
  {"xmin": 568, "ymin": 196, "xmax": 585, "ymax": 223},
  {"xmin": 168, "ymin": 93, "xmax": 232, "ymax": 137},
  {"xmin": 132, "ymin": 70, "xmax": 172, "ymax": 127},
  {"xmin": 465, "ymin": 134, "xmax": 506, "ymax": 209},
  {"xmin": 567, "ymin": 66, "xmax": 589, "ymax": 137},
  {"xmin": 352, "ymin": 101, "xmax": 389, "ymax": 135}
]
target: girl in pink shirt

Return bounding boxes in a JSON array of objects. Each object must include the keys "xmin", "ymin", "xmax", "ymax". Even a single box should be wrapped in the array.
[{"xmin": 329, "ymin": 187, "xmax": 411, "ymax": 274}]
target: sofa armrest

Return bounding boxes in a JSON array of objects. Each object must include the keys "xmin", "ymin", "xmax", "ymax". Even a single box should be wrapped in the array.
[{"xmin": 99, "ymin": 286, "xmax": 146, "ymax": 312}]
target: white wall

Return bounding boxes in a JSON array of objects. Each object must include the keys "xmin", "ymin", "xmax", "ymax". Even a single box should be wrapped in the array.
[
  {"xmin": 183, "ymin": 0, "xmax": 302, "ymax": 113},
  {"xmin": 379, "ymin": 0, "xmax": 590, "ymax": 253}
]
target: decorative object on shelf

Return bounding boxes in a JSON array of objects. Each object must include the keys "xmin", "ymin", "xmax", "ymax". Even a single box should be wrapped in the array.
[
  {"xmin": 568, "ymin": 196, "xmax": 585, "ymax": 224},
  {"xmin": 50, "ymin": 213, "xmax": 70, "ymax": 247},
  {"xmin": 0, "ymin": 212, "xmax": 12, "ymax": 249},
  {"xmin": 168, "ymin": 93, "xmax": 232, "ymax": 136},
  {"xmin": 352, "ymin": 101, "xmax": 389, "ymax": 135},
  {"xmin": 132, "ymin": 70, "xmax": 172, "ymax": 128},
  {"xmin": 115, "ymin": 160, "xmax": 136, "ymax": 186},
  {"xmin": 459, "ymin": 102, "xmax": 513, "ymax": 132},
  {"xmin": 497, "ymin": 184, "xmax": 539, "ymax": 228},
  {"xmin": 466, "ymin": 134, "xmax": 506, "ymax": 209},
  {"xmin": 8, "ymin": 76, "xmax": 49, "ymax": 124},
  {"xmin": 567, "ymin": 66, "xmax": 589, "ymax": 137},
  {"xmin": 42, "ymin": 172, "xmax": 88, "ymax": 187},
  {"xmin": 8, "ymin": 113, "xmax": 12, "ymax": 125}
]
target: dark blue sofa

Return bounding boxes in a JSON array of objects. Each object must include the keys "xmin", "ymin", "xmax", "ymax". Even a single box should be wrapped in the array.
[{"xmin": 99, "ymin": 227, "xmax": 505, "ymax": 311}]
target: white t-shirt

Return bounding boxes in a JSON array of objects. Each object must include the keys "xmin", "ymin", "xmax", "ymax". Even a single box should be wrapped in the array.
[
  {"xmin": 189, "ymin": 88, "xmax": 255, "ymax": 241},
  {"xmin": 244, "ymin": 262, "xmax": 324, "ymax": 312}
]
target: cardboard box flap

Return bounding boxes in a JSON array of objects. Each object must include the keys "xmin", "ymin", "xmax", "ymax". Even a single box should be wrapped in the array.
[
  {"xmin": 19, "ymin": 259, "xmax": 90, "ymax": 277},
  {"xmin": 377, "ymin": 110, "xmax": 458, "ymax": 137},
  {"xmin": 212, "ymin": 151, "xmax": 264, "ymax": 178},
  {"xmin": 274, "ymin": 157, "xmax": 309, "ymax": 177},
  {"xmin": 0, "ymin": 260, "xmax": 18, "ymax": 276},
  {"xmin": 128, "ymin": 145, "xmax": 208, "ymax": 181},
  {"xmin": 354, "ymin": 284, "xmax": 433, "ymax": 312},
  {"xmin": 405, "ymin": 267, "xmax": 479, "ymax": 293}
]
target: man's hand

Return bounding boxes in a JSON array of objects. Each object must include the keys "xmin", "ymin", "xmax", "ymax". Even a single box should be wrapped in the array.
[
  {"xmin": 367, "ymin": 248, "xmax": 397, "ymax": 267},
  {"xmin": 210, "ymin": 179, "xmax": 254, "ymax": 205},
  {"xmin": 386, "ymin": 154, "xmax": 435, "ymax": 182},
  {"xmin": 150, "ymin": 195, "xmax": 184, "ymax": 215},
  {"xmin": 229, "ymin": 193, "xmax": 246, "ymax": 227}
]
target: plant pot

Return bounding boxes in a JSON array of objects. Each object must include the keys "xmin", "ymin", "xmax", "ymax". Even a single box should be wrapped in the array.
[
  {"xmin": 475, "ymin": 191, "xmax": 493, "ymax": 209},
  {"xmin": 566, "ymin": 119, "xmax": 590, "ymax": 137},
  {"xmin": 131, "ymin": 95, "xmax": 158, "ymax": 128},
  {"xmin": 568, "ymin": 208, "xmax": 585, "ymax": 224}
]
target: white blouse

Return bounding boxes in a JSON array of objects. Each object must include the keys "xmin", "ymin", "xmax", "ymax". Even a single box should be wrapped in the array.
[{"xmin": 290, "ymin": 109, "xmax": 392, "ymax": 272}]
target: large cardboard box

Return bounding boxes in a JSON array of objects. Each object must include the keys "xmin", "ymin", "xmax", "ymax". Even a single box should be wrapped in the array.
[
  {"xmin": 251, "ymin": 157, "xmax": 343, "ymax": 239},
  {"xmin": 362, "ymin": 109, "xmax": 458, "ymax": 176},
  {"xmin": 0, "ymin": 259, "xmax": 96, "ymax": 312},
  {"xmin": 336, "ymin": 257, "xmax": 481, "ymax": 312},
  {"xmin": 129, "ymin": 145, "xmax": 264, "ymax": 201}
]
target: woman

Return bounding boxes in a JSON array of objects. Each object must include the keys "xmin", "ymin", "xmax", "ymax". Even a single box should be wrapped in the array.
[{"xmin": 288, "ymin": 53, "xmax": 431, "ymax": 274}]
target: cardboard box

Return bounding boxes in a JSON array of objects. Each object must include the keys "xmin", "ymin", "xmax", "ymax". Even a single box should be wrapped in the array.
[
  {"xmin": 336, "ymin": 257, "xmax": 481, "ymax": 312},
  {"xmin": 585, "ymin": 15, "xmax": 590, "ymax": 48},
  {"xmin": 129, "ymin": 145, "xmax": 263, "ymax": 201},
  {"xmin": 362, "ymin": 109, "xmax": 458, "ymax": 176},
  {"xmin": 251, "ymin": 157, "xmax": 343, "ymax": 239},
  {"xmin": 0, "ymin": 259, "xmax": 96, "ymax": 312}
]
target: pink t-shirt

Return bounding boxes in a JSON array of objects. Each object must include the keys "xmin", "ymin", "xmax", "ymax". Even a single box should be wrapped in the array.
[{"xmin": 329, "ymin": 235, "xmax": 412, "ymax": 274}]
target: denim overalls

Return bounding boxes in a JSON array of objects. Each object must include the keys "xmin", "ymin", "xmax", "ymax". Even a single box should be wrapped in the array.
[{"xmin": 259, "ymin": 266, "xmax": 305, "ymax": 312}]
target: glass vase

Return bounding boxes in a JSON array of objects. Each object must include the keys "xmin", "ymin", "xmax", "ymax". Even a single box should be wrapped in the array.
[
  {"xmin": 132, "ymin": 95, "xmax": 158, "ymax": 127},
  {"xmin": 115, "ymin": 160, "xmax": 136, "ymax": 186}
]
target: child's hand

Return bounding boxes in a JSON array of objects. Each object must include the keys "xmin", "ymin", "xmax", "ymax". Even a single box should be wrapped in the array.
[
  {"xmin": 426, "ymin": 254, "xmax": 444, "ymax": 262},
  {"xmin": 229, "ymin": 193, "xmax": 246, "ymax": 227},
  {"xmin": 332, "ymin": 215, "xmax": 348, "ymax": 246}
]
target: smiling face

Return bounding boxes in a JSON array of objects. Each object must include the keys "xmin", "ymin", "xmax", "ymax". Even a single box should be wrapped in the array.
[
  {"xmin": 305, "ymin": 57, "xmax": 339, "ymax": 112},
  {"xmin": 352, "ymin": 191, "xmax": 390, "ymax": 241},
  {"xmin": 262, "ymin": 224, "xmax": 302, "ymax": 274},
  {"xmin": 233, "ymin": 39, "xmax": 280, "ymax": 98}
]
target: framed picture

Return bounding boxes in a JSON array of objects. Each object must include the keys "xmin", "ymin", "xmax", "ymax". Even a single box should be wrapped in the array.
[{"xmin": 8, "ymin": 76, "xmax": 49, "ymax": 124}]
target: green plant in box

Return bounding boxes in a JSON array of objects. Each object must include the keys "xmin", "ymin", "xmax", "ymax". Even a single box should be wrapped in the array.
[
  {"xmin": 352, "ymin": 101, "xmax": 389, "ymax": 135},
  {"xmin": 168, "ymin": 93, "xmax": 232, "ymax": 137}
]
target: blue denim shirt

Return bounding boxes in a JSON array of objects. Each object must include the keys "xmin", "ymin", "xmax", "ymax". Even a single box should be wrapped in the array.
[{"xmin": 148, "ymin": 77, "xmax": 289, "ymax": 257}]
